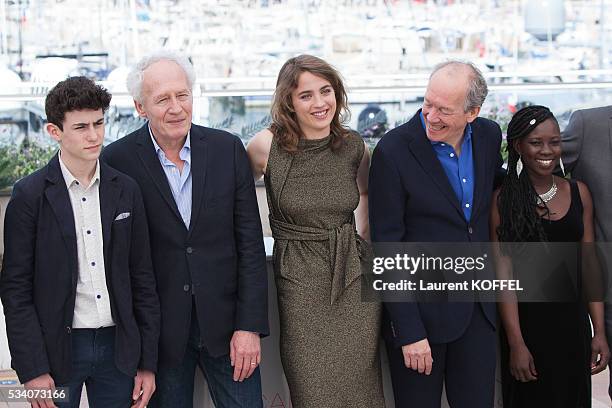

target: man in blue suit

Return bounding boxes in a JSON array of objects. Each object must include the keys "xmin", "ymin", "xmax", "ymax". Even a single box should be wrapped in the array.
[
  {"xmin": 1, "ymin": 77, "xmax": 160, "ymax": 408},
  {"xmin": 369, "ymin": 61, "xmax": 503, "ymax": 407},
  {"xmin": 102, "ymin": 51, "xmax": 268, "ymax": 408}
]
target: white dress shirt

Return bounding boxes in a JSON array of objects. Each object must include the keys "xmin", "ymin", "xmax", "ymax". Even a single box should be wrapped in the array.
[{"xmin": 59, "ymin": 155, "xmax": 114, "ymax": 328}]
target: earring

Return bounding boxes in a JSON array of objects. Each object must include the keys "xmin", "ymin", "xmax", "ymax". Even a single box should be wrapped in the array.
[
  {"xmin": 559, "ymin": 157, "xmax": 565, "ymax": 176},
  {"xmin": 516, "ymin": 155, "xmax": 523, "ymax": 178}
]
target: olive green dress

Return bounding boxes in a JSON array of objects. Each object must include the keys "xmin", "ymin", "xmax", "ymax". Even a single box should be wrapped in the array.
[{"xmin": 265, "ymin": 132, "xmax": 384, "ymax": 407}]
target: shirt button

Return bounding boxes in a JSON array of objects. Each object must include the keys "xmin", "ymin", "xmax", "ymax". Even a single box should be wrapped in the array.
[
  {"xmin": 450, "ymin": 153, "xmax": 455, "ymax": 158},
  {"xmin": 462, "ymin": 178, "xmax": 467, "ymax": 183},
  {"xmin": 82, "ymin": 197, "xmax": 87, "ymax": 202},
  {"xmin": 91, "ymin": 261, "xmax": 96, "ymax": 266},
  {"xmin": 186, "ymin": 247, "xmax": 193, "ymax": 254},
  {"xmin": 96, "ymin": 295, "xmax": 101, "ymax": 299},
  {"xmin": 183, "ymin": 284, "xmax": 190, "ymax": 292},
  {"xmin": 75, "ymin": 181, "xmax": 79, "ymax": 185},
  {"xmin": 86, "ymin": 230, "xmax": 91, "ymax": 234},
  {"xmin": 465, "ymin": 203, "xmax": 470, "ymax": 208}
]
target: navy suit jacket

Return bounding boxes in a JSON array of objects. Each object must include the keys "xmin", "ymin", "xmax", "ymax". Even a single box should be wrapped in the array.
[
  {"xmin": 369, "ymin": 110, "xmax": 503, "ymax": 347},
  {"xmin": 0, "ymin": 155, "xmax": 160, "ymax": 383},
  {"xmin": 102, "ymin": 123, "xmax": 268, "ymax": 368}
]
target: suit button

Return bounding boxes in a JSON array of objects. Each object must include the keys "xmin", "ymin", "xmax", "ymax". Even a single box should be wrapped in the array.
[
  {"xmin": 468, "ymin": 227, "xmax": 473, "ymax": 234},
  {"xmin": 183, "ymin": 284, "xmax": 190, "ymax": 292},
  {"xmin": 66, "ymin": 326, "xmax": 71, "ymax": 334},
  {"xmin": 186, "ymin": 247, "xmax": 193, "ymax": 254}
]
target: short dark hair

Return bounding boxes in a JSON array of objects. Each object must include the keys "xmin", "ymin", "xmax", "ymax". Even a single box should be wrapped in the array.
[{"xmin": 45, "ymin": 76, "xmax": 112, "ymax": 130}]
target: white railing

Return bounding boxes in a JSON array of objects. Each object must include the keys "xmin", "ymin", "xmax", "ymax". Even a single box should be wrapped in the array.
[{"xmin": 1, "ymin": 69, "xmax": 612, "ymax": 100}]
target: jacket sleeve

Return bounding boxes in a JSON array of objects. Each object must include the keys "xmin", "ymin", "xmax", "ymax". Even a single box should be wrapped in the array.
[
  {"xmin": 0, "ymin": 183, "xmax": 51, "ymax": 383},
  {"xmin": 369, "ymin": 142, "xmax": 427, "ymax": 347},
  {"xmin": 127, "ymin": 181, "xmax": 161, "ymax": 372},
  {"xmin": 561, "ymin": 109, "xmax": 584, "ymax": 174},
  {"xmin": 232, "ymin": 137, "xmax": 269, "ymax": 336}
]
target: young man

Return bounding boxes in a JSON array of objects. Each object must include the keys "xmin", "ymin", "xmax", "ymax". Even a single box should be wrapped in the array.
[{"xmin": 0, "ymin": 76, "xmax": 160, "ymax": 408}]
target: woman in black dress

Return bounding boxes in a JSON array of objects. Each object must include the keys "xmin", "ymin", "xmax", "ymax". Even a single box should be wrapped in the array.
[{"xmin": 490, "ymin": 105, "xmax": 610, "ymax": 407}]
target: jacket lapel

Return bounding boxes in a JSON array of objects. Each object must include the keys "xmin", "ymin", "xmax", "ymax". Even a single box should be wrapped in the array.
[
  {"xmin": 99, "ymin": 163, "xmax": 121, "ymax": 271},
  {"xmin": 405, "ymin": 113, "xmax": 463, "ymax": 217},
  {"xmin": 468, "ymin": 120, "xmax": 487, "ymax": 220},
  {"xmin": 44, "ymin": 155, "xmax": 79, "ymax": 286},
  {"xmin": 134, "ymin": 125, "xmax": 184, "ymax": 225},
  {"xmin": 188, "ymin": 128, "xmax": 207, "ymax": 237}
]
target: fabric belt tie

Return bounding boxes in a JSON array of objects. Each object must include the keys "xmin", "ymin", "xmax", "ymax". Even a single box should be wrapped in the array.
[{"xmin": 270, "ymin": 216, "xmax": 369, "ymax": 304}]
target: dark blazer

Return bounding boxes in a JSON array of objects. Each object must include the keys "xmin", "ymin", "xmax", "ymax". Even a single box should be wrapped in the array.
[
  {"xmin": 369, "ymin": 110, "xmax": 503, "ymax": 347},
  {"xmin": 0, "ymin": 155, "xmax": 160, "ymax": 384},
  {"xmin": 562, "ymin": 106, "xmax": 612, "ymax": 242},
  {"xmin": 102, "ymin": 123, "xmax": 268, "ymax": 368}
]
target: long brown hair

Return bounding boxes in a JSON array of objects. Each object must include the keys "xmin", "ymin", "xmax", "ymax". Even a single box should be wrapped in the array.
[{"xmin": 270, "ymin": 55, "xmax": 351, "ymax": 152}]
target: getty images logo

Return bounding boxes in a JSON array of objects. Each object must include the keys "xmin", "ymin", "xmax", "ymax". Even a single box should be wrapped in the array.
[{"xmin": 372, "ymin": 253, "xmax": 488, "ymax": 275}]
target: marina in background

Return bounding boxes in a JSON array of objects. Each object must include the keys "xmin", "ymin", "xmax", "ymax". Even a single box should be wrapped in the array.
[{"xmin": 1, "ymin": 0, "xmax": 612, "ymax": 181}]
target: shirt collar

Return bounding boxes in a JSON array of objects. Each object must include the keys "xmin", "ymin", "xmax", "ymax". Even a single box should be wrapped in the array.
[
  {"xmin": 419, "ymin": 111, "xmax": 473, "ymax": 147},
  {"xmin": 58, "ymin": 152, "xmax": 100, "ymax": 189},
  {"xmin": 148, "ymin": 124, "xmax": 191, "ymax": 160}
]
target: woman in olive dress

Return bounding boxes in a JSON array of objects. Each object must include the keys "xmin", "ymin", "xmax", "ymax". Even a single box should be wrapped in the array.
[{"xmin": 247, "ymin": 55, "xmax": 384, "ymax": 407}]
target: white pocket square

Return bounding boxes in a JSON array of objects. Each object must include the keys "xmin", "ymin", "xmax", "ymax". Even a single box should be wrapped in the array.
[{"xmin": 114, "ymin": 212, "xmax": 131, "ymax": 221}]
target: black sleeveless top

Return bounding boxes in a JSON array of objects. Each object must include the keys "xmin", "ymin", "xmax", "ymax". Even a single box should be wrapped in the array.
[
  {"xmin": 501, "ymin": 179, "xmax": 591, "ymax": 408},
  {"xmin": 541, "ymin": 179, "xmax": 584, "ymax": 243}
]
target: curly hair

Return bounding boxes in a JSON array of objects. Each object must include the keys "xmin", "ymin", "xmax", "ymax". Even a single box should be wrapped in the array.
[
  {"xmin": 45, "ymin": 76, "xmax": 112, "ymax": 130},
  {"xmin": 270, "ymin": 55, "xmax": 351, "ymax": 152},
  {"xmin": 496, "ymin": 105, "xmax": 559, "ymax": 243}
]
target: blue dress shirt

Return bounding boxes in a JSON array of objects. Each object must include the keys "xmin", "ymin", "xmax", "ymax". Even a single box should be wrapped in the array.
[
  {"xmin": 149, "ymin": 125, "xmax": 192, "ymax": 228},
  {"xmin": 420, "ymin": 112, "xmax": 475, "ymax": 221}
]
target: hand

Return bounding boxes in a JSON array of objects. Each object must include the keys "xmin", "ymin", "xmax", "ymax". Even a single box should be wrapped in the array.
[
  {"xmin": 590, "ymin": 333, "xmax": 610, "ymax": 375},
  {"xmin": 131, "ymin": 369, "xmax": 155, "ymax": 408},
  {"xmin": 24, "ymin": 373, "xmax": 57, "ymax": 408},
  {"xmin": 401, "ymin": 338, "xmax": 433, "ymax": 375},
  {"xmin": 509, "ymin": 342, "xmax": 537, "ymax": 382},
  {"xmin": 230, "ymin": 330, "xmax": 261, "ymax": 382}
]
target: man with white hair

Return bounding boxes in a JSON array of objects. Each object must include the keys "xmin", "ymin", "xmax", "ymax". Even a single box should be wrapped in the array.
[{"xmin": 102, "ymin": 50, "xmax": 268, "ymax": 407}]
